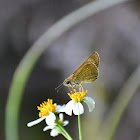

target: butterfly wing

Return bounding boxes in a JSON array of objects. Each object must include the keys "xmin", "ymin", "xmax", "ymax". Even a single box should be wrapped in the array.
[
  {"xmin": 71, "ymin": 61, "xmax": 98, "ymax": 84},
  {"xmin": 65, "ymin": 52, "xmax": 99, "ymax": 87},
  {"xmin": 87, "ymin": 52, "xmax": 99, "ymax": 67}
]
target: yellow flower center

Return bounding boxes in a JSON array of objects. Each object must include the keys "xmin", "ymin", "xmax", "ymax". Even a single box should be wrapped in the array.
[
  {"xmin": 68, "ymin": 87, "xmax": 87, "ymax": 102},
  {"xmin": 37, "ymin": 99, "xmax": 57, "ymax": 117}
]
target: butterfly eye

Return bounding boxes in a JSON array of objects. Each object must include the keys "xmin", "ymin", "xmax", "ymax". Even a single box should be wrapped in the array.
[{"xmin": 66, "ymin": 81, "xmax": 70, "ymax": 84}]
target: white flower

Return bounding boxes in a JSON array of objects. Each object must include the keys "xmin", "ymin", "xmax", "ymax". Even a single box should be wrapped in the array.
[
  {"xmin": 55, "ymin": 104, "xmax": 66, "ymax": 113},
  {"xmin": 27, "ymin": 111, "xmax": 56, "ymax": 127},
  {"xmin": 27, "ymin": 99, "xmax": 69, "ymax": 137},
  {"xmin": 27, "ymin": 99, "xmax": 65, "ymax": 127},
  {"xmin": 43, "ymin": 113, "xmax": 69, "ymax": 137},
  {"xmin": 65, "ymin": 88, "xmax": 95, "ymax": 116}
]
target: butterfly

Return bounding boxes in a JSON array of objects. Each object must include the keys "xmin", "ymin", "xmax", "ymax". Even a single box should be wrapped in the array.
[{"xmin": 56, "ymin": 52, "xmax": 99, "ymax": 90}]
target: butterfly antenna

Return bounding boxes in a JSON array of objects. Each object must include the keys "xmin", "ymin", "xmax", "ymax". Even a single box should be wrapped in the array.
[{"xmin": 55, "ymin": 83, "xmax": 63, "ymax": 92}]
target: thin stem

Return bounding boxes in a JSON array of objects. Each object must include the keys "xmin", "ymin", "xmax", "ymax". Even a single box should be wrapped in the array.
[
  {"xmin": 57, "ymin": 123, "xmax": 73, "ymax": 140},
  {"xmin": 60, "ymin": 131, "xmax": 69, "ymax": 140},
  {"xmin": 78, "ymin": 115, "xmax": 82, "ymax": 140}
]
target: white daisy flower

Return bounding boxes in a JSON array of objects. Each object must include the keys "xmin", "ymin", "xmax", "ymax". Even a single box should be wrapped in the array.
[
  {"xmin": 43, "ymin": 113, "xmax": 69, "ymax": 137},
  {"xmin": 27, "ymin": 99, "xmax": 65, "ymax": 128},
  {"xmin": 65, "ymin": 88, "xmax": 95, "ymax": 116}
]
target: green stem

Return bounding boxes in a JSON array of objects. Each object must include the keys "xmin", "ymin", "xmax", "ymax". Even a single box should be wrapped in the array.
[
  {"xmin": 57, "ymin": 123, "xmax": 73, "ymax": 140},
  {"xmin": 60, "ymin": 131, "xmax": 69, "ymax": 140},
  {"xmin": 78, "ymin": 115, "xmax": 82, "ymax": 140}
]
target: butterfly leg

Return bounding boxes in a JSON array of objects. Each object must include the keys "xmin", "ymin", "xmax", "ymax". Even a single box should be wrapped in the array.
[
  {"xmin": 68, "ymin": 87, "xmax": 73, "ymax": 93},
  {"xmin": 79, "ymin": 84, "xmax": 84, "ymax": 91},
  {"xmin": 79, "ymin": 84, "xmax": 83, "ymax": 88}
]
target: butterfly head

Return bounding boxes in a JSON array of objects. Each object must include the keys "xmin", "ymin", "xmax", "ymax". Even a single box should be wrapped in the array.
[
  {"xmin": 63, "ymin": 78, "xmax": 79, "ymax": 88},
  {"xmin": 63, "ymin": 79, "xmax": 72, "ymax": 87}
]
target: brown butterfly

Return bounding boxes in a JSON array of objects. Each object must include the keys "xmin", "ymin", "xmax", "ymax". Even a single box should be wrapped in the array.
[{"xmin": 56, "ymin": 52, "xmax": 99, "ymax": 90}]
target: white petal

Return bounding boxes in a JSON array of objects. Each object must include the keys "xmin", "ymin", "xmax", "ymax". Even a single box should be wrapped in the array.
[
  {"xmin": 84, "ymin": 97, "xmax": 95, "ymax": 112},
  {"xmin": 27, "ymin": 116, "xmax": 46, "ymax": 127},
  {"xmin": 56, "ymin": 104, "xmax": 66, "ymax": 113},
  {"xmin": 43, "ymin": 125, "xmax": 52, "ymax": 131},
  {"xmin": 45, "ymin": 112, "xmax": 56, "ymax": 125},
  {"xmin": 59, "ymin": 113, "xmax": 63, "ymax": 122},
  {"xmin": 50, "ymin": 128, "xmax": 59, "ymax": 137},
  {"xmin": 63, "ymin": 120, "xmax": 69, "ymax": 126},
  {"xmin": 73, "ymin": 102, "xmax": 84, "ymax": 115},
  {"xmin": 65, "ymin": 100, "xmax": 74, "ymax": 116}
]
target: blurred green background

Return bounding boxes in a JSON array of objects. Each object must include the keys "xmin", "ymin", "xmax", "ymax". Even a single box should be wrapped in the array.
[{"xmin": 1, "ymin": 0, "xmax": 140, "ymax": 140}]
